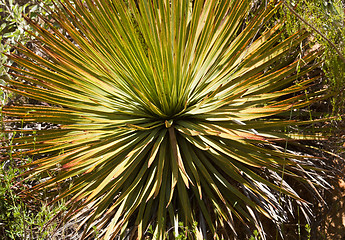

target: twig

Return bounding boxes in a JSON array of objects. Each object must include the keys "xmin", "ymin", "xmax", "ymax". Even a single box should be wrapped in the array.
[{"xmin": 283, "ymin": 0, "xmax": 345, "ymax": 64}]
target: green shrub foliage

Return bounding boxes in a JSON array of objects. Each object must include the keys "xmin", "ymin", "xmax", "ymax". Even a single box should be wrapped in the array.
[{"xmin": 1, "ymin": 0, "xmax": 333, "ymax": 239}]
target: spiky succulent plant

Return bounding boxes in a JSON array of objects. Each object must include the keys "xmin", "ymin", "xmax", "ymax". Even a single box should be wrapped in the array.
[{"xmin": 1, "ymin": 0, "xmax": 330, "ymax": 239}]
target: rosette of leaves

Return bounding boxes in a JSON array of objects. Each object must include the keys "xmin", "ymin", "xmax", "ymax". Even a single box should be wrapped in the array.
[{"xmin": 1, "ymin": 0, "xmax": 330, "ymax": 239}]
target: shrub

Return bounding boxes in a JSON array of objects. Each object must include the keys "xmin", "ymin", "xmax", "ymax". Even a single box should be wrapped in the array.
[
  {"xmin": 284, "ymin": 0, "xmax": 345, "ymax": 115},
  {"xmin": 1, "ymin": 0, "xmax": 333, "ymax": 239}
]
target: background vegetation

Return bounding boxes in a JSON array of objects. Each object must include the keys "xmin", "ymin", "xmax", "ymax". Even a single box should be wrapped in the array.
[
  {"xmin": 0, "ymin": 1, "xmax": 67, "ymax": 238},
  {"xmin": 284, "ymin": 0, "xmax": 345, "ymax": 115}
]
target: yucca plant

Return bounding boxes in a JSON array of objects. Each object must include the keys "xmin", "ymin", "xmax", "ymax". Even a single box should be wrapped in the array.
[{"xmin": 1, "ymin": 0, "xmax": 332, "ymax": 239}]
